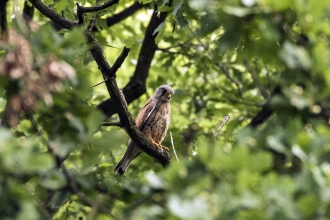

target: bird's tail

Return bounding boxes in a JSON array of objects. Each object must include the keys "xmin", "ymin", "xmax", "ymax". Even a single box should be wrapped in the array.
[
  {"xmin": 114, "ymin": 143, "xmax": 142, "ymax": 175},
  {"xmin": 114, "ymin": 155, "xmax": 132, "ymax": 175}
]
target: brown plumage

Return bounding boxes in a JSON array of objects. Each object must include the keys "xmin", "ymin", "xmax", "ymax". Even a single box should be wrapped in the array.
[{"xmin": 114, "ymin": 85, "xmax": 175, "ymax": 175}]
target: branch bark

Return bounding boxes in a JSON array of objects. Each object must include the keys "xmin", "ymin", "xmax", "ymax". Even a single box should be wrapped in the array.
[
  {"xmin": 0, "ymin": 0, "xmax": 8, "ymax": 41},
  {"xmin": 97, "ymin": 3, "xmax": 171, "ymax": 117},
  {"xmin": 248, "ymin": 85, "xmax": 281, "ymax": 128},
  {"xmin": 29, "ymin": 0, "xmax": 171, "ymax": 168},
  {"xmin": 78, "ymin": 0, "xmax": 119, "ymax": 13},
  {"xmin": 106, "ymin": 1, "xmax": 143, "ymax": 27},
  {"xmin": 86, "ymin": 34, "xmax": 171, "ymax": 166},
  {"xmin": 29, "ymin": 0, "xmax": 76, "ymax": 30},
  {"xmin": 76, "ymin": 0, "xmax": 119, "ymax": 24},
  {"xmin": 23, "ymin": 1, "xmax": 34, "ymax": 23}
]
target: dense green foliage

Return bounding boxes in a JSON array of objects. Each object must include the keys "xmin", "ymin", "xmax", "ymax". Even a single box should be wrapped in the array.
[{"xmin": 1, "ymin": 0, "xmax": 330, "ymax": 219}]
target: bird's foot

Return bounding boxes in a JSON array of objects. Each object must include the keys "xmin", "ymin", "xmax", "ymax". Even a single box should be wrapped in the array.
[
  {"xmin": 160, "ymin": 145, "xmax": 169, "ymax": 151},
  {"xmin": 152, "ymin": 141, "xmax": 169, "ymax": 151}
]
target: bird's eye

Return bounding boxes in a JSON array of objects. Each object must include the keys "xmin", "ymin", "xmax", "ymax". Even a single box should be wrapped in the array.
[{"xmin": 161, "ymin": 88, "xmax": 167, "ymax": 96}]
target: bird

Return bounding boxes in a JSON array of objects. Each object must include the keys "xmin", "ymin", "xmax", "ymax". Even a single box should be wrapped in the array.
[{"xmin": 114, "ymin": 85, "xmax": 175, "ymax": 175}]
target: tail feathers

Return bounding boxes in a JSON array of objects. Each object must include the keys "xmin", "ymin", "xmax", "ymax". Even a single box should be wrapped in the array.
[
  {"xmin": 114, "ymin": 157, "xmax": 133, "ymax": 175},
  {"xmin": 114, "ymin": 144, "xmax": 142, "ymax": 175}
]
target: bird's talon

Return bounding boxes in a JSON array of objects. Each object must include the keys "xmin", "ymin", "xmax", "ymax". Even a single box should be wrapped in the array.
[{"xmin": 161, "ymin": 146, "xmax": 169, "ymax": 151}]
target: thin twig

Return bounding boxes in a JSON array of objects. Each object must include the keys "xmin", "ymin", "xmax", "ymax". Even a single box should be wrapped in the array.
[
  {"xmin": 87, "ymin": 10, "xmax": 98, "ymax": 32},
  {"xmin": 29, "ymin": 0, "xmax": 172, "ymax": 166},
  {"xmin": 101, "ymin": 121, "xmax": 122, "ymax": 127},
  {"xmin": 244, "ymin": 60, "xmax": 269, "ymax": 99},
  {"xmin": 170, "ymin": 131, "xmax": 179, "ymax": 161},
  {"xmin": 85, "ymin": 33, "xmax": 171, "ymax": 166},
  {"xmin": 216, "ymin": 62, "xmax": 244, "ymax": 98},
  {"xmin": 212, "ymin": 115, "xmax": 230, "ymax": 139},
  {"xmin": 35, "ymin": 198, "xmax": 52, "ymax": 220},
  {"xmin": 91, "ymin": 77, "xmax": 108, "ymax": 87},
  {"xmin": 157, "ymin": 47, "xmax": 193, "ymax": 58},
  {"xmin": 76, "ymin": 0, "xmax": 119, "ymax": 24},
  {"xmin": 78, "ymin": 0, "xmax": 119, "ymax": 14}
]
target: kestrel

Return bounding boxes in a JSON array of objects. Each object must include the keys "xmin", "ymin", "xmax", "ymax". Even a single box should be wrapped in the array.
[{"xmin": 114, "ymin": 85, "xmax": 175, "ymax": 175}]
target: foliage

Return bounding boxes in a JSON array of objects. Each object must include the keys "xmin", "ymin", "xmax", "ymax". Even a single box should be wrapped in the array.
[{"xmin": 0, "ymin": 0, "xmax": 330, "ymax": 219}]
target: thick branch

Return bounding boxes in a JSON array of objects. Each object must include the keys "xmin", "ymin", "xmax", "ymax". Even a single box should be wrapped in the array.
[
  {"xmin": 29, "ymin": 0, "xmax": 76, "ymax": 30},
  {"xmin": 0, "ymin": 0, "xmax": 8, "ymax": 41},
  {"xmin": 30, "ymin": 0, "xmax": 171, "ymax": 167},
  {"xmin": 97, "ymin": 4, "xmax": 170, "ymax": 116},
  {"xmin": 248, "ymin": 86, "xmax": 281, "ymax": 128},
  {"xmin": 23, "ymin": 1, "xmax": 34, "ymax": 23},
  {"xmin": 86, "ymin": 32, "xmax": 171, "ymax": 167},
  {"xmin": 106, "ymin": 1, "xmax": 143, "ymax": 27}
]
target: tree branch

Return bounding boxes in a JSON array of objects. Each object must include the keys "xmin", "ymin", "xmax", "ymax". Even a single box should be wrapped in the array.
[
  {"xmin": 29, "ymin": 0, "xmax": 76, "ymax": 30},
  {"xmin": 102, "ymin": 121, "xmax": 122, "ymax": 127},
  {"xmin": 105, "ymin": 1, "xmax": 143, "ymax": 27},
  {"xmin": 0, "ymin": 0, "xmax": 8, "ymax": 42},
  {"xmin": 97, "ymin": 3, "xmax": 171, "ymax": 117},
  {"xmin": 76, "ymin": 0, "xmax": 119, "ymax": 24},
  {"xmin": 78, "ymin": 0, "xmax": 119, "ymax": 14},
  {"xmin": 248, "ymin": 85, "xmax": 281, "ymax": 128},
  {"xmin": 28, "ymin": 114, "xmax": 113, "ymax": 216},
  {"xmin": 23, "ymin": 1, "xmax": 34, "ymax": 23},
  {"xmin": 216, "ymin": 62, "xmax": 244, "ymax": 98},
  {"xmin": 244, "ymin": 60, "xmax": 270, "ymax": 100},
  {"xmin": 29, "ymin": 0, "xmax": 171, "ymax": 167},
  {"xmin": 86, "ymin": 33, "xmax": 171, "ymax": 167}
]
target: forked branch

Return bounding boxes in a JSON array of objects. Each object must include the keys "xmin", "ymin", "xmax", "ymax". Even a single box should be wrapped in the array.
[{"xmin": 28, "ymin": 0, "xmax": 171, "ymax": 167}]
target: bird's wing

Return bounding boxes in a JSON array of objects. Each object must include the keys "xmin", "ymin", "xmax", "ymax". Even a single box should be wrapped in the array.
[
  {"xmin": 114, "ymin": 98, "xmax": 158, "ymax": 175},
  {"xmin": 135, "ymin": 97, "xmax": 158, "ymax": 129},
  {"xmin": 114, "ymin": 141, "xmax": 141, "ymax": 175}
]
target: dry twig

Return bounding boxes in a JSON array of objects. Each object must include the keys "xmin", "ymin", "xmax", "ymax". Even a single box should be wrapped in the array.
[
  {"xmin": 170, "ymin": 131, "xmax": 179, "ymax": 161},
  {"xmin": 212, "ymin": 115, "xmax": 230, "ymax": 139}
]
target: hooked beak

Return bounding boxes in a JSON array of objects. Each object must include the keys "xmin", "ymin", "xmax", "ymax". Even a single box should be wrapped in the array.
[{"xmin": 166, "ymin": 92, "xmax": 172, "ymax": 100}]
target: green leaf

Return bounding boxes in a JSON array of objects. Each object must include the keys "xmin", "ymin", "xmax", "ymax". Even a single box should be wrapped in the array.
[
  {"xmin": 49, "ymin": 191, "xmax": 72, "ymax": 210},
  {"xmin": 223, "ymin": 6, "xmax": 253, "ymax": 17},
  {"xmin": 168, "ymin": 195, "xmax": 211, "ymax": 220},
  {"xmin": 26, "ymin": 153, "xmax": 55, "ymax": 173},
  {"xmin": 138, "ymin": 0, "xmax": 153, "ymax": 4},
  {"xmin": 177, "ymin": 11, "xmax": 188, "ymax": 29},
  {"xmin": 266, "ymin": 136, "xmax": 289, "ymax": 154},
  {"xmin": 54, "ymin": 1, "xmax": 67, "ymax": 12},
  {"xmin": 0, "ymin": 128, "xmax": 12, "ymax": 145},
  {"xmin": 297, "ymin": 194, "xmax": 320, "ymax": 216},
  {"xmin": 40, "ymin": 170, "xmax": 67, "ymax": 190},
  {"xmin": 153, "ymin": 21, "xmax": 166, "ymax": 36},
  {"xmin": 158, "ymin": 5, "xmax": 172, "ymax": 12},
  {"xmin": 278, "ymin": 41, "xmax": 312, "ymax": 70},
  {"xmin": 248, "ymin": 152, "xmax": 272, "ymax": 172},
  {"xmin": 17, "ymin": 201, "xmax": 39, "ymax": 220},
  {"xmin": 173, "ymin": 0, "xmax": 184, "ymax": 16},
  {"xmin": 65, "ymin": 112, "xmax": 86, "ymax": 141},
  {"xmin": 86, "ymin": 110, "xmax": 103, "ymax": 138}
]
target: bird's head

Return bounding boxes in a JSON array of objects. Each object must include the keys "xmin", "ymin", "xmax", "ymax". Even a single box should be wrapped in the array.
[{"xmin": 153, "ymin": 85, "xmax": 175, "ymax": 102}]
